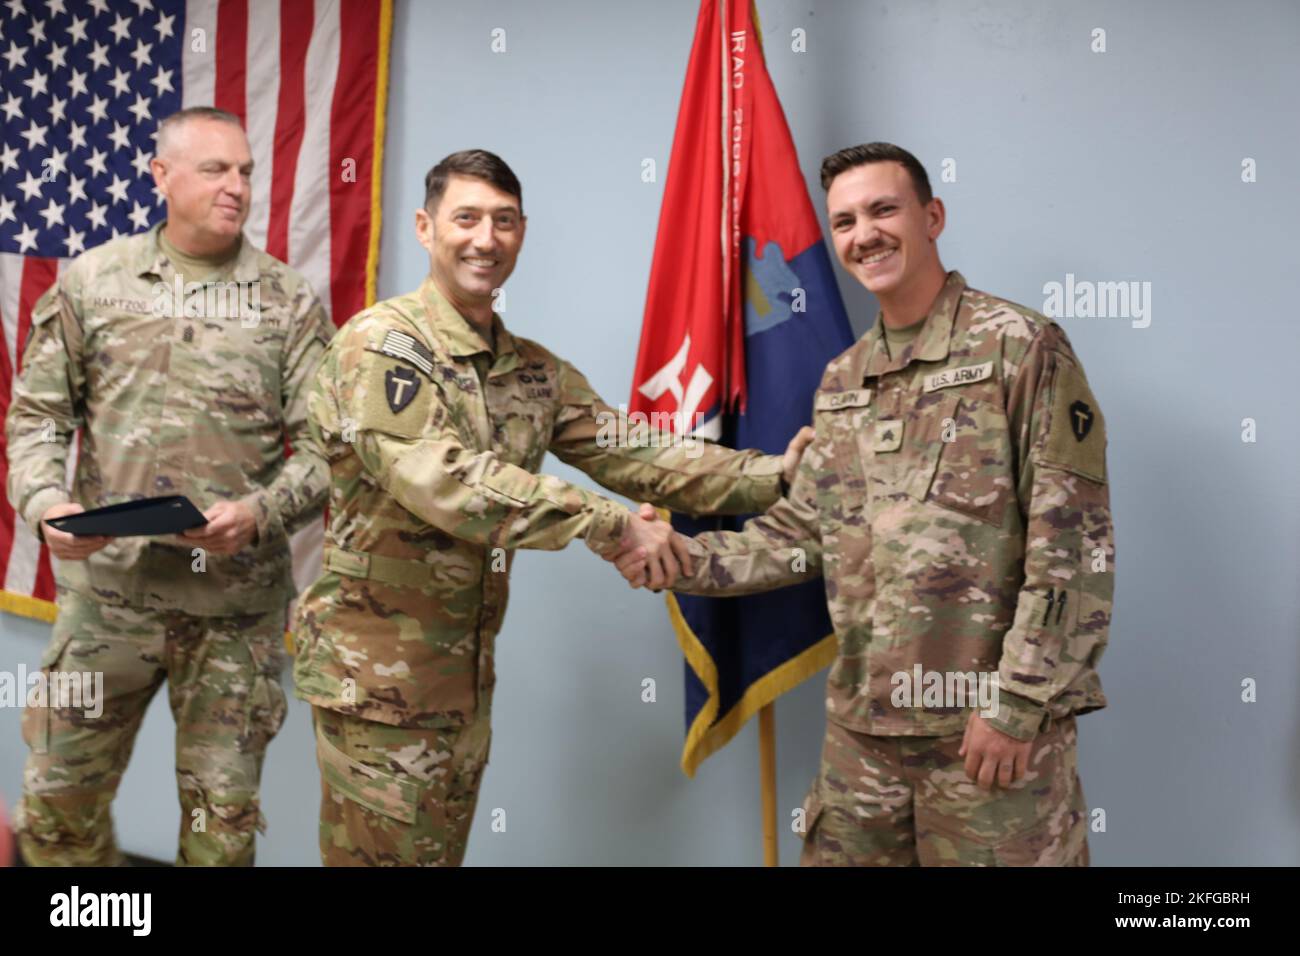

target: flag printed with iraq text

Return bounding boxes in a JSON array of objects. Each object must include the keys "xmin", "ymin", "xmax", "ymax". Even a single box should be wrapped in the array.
[
  {"xmin": 0, "ymin": 0, "xmax": 391, "ymax": 622},
  {"xmin": 629, "ymin": 0, "xmax": 854, "ymax": 775}
]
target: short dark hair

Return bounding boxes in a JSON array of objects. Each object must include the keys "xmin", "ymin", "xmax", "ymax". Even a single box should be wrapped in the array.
[
  {"xmin": 819, "ymin": 142, "xmax": 933, "ymax": 204},
  {"xmin": 424, "ymin": 149, "xmax": 523, "ymax": 215},
  {"xmin": 156, "ymin": 106, "xmax": 243, "ymax": 155}
]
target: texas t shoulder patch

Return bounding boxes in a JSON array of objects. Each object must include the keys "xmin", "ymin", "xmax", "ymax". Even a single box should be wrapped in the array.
[
  {"xmin": 386, "ymin": 365, "xmax": 421, "ymax": 413},
  {"xmin": 1041, "ymin": 357, "xmax": 1106, "ymax": 482},
  {"xmin": 1068, "ymin": 399, "xmax": 1094, "ymax": 441},
  {"xmin": 359, "ymin": 355, "xmax": 433, "ymax": 439}
]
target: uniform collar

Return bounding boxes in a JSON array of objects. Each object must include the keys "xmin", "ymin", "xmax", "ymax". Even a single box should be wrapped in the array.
[
  {"xmin": 418, "ymin": 275, "xmax": 519, "ymax": 375},
  {"xmin": 135, "ymin": 221, "xmax": 261, "ymax": 283},
  {"xmin": 860, "ymin": 270, "xmax": 966, "ymax": 379}
]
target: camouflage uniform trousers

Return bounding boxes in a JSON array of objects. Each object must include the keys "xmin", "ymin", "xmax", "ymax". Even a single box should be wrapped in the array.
[
  {"xmin": 16, "ymin": 589, "xmax": 288, "ymax": 866},
  {"xmin": 799, "ymin": 714, "xmax": 1090, "ymax": 866},
  {"xmin": 312, "ymin": 705, "xmax": 492, "ymax": 867}
]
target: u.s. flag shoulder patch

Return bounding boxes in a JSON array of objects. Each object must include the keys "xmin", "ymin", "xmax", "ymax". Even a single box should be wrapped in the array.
[{"xmin": 377, "ymin": 328, "xmax": 435, "ymax": 380}]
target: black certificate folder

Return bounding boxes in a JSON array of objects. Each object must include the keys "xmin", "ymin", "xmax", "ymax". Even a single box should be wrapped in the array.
[{"xmin": 45, "ymin": 496, "xmax": 209, "ymax": 538}]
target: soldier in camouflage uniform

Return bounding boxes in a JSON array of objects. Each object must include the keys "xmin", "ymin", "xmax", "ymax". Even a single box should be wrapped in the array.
[
  {"xmin": 621, "ymin": 143, "xmax": 1114, "ymax": 866},
  {"xmin": 293, "ymin": 149, "xmax": 807, "ymax": 866},
  {"xmin": 5, "ymin": 108, "xmax": 333, "ymax": 865}
]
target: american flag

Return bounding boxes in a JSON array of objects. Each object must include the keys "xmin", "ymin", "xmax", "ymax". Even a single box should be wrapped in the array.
[{"xmin": 0, "ymin": 0, "xmax": 392, "ymax": 622}]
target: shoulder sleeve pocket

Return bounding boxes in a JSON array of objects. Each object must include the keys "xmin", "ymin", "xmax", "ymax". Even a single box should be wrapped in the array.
[
  {"xmin": 1037, "ymin": 357, "xmax": 1107, "ymax": 483},
  {"xmin": 22, "ymin": 290, "xmax": 63, "ymax": 355},
  {"xmin": 356, "ymin": 355, "xmax": 436, "ymax": 440},
  {"xmin": 31, "ymin": 290, "xmax": 62, "ymax": 327}
]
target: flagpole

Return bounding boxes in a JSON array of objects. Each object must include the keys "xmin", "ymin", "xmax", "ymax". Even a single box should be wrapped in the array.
[{"xmin": 759, "ymin": 702, "xmax": 778, "ymax": 865}]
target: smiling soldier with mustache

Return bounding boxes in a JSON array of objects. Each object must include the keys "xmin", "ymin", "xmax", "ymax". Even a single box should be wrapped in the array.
[{"xmin": 618, "ymin": 142, "xmax": 1116, "ymax": 867}]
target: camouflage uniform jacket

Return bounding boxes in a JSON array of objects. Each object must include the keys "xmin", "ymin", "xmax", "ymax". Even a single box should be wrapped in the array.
[
  {"xmin": 5, "ymin": 223, "xmax": 334, "ymax": 615},
  {"xmin": 675, "ymin": 271, "xmax": 1114, "ymax": 741},
  {"xmin": 293, "ymin": 277, "xmax": 786, "ymax": 729}
]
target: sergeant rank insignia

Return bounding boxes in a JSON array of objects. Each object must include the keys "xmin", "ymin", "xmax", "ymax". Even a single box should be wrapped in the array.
[{"xmin": 386, "ymin": 366, "xmax": 421, "ymax": 413}]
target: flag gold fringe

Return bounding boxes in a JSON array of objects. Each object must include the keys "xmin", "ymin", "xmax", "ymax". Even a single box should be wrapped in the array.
[
  {"xmin": 0, "ymin": 590, "xmax": 57, "ymax": 624},
  {"xmin": 366, "ymin": 0, "xmax": 393, "ymax": 310},
  {"xmin": 667, "ymin": 590, "xmax": 836, "ymax": 777}
]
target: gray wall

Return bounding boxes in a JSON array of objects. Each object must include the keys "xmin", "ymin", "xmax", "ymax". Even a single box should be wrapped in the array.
[{"xmin": 2, "ymin": 0, "xmax": 1297, "ymax": 865}]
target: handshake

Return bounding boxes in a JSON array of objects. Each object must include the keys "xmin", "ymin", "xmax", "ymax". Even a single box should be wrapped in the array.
[
  {"xmin": 601, "ymin": 426, "xmax": 814, "ymax": 591},
  {"xmin": 606, "ymin": 502, "xmax": 693, "ymax": 591}
]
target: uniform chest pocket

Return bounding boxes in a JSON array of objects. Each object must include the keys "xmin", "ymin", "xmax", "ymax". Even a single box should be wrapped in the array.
[
  {"xmin": 488, "ymin": 392, "xmax": 553, "ymax": 471},
  {"xmin": 926, "ymin": 393, "xmax": 1014, "ymax": 526},
  {"xmin": 83, "ymin": 308, "xmax": 172, "ymax": 396},
  {"xmin": 430, "ymin": 369, "xmax": 489, "ymax": 450},
  {"xmin": 165, "ymin": 281, "xmax": 277, "ymax": 385},
  {"xmin": 880, "ymin": 390, "xmax": 956, "ymax": 503},
  {"xmin": 205, "ymin": 324, "xmax": 285, "ymax": 396},
  {"xmin": 814, "ymin": 388, "xmax": 874, "ymax": 506}
]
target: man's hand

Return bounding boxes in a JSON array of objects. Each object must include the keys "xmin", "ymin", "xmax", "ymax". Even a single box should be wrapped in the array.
[
  {"xmin": 782, "ymin": 426, "xmax": 815, "ymax": 489},
  {"xmin": 40, "ymin": 503, "xmax": 111, "ymax": 560},
  {"xmin": 608, "ymin": 503, "xmax": 693, "ymax": 590},
  {"xmin": 180, "ymin": 500, "xmax": 258, "ymax": 556},
  {"xmin": 957, "ymin": 709, "xmax": 1034, "ymax": 790}
]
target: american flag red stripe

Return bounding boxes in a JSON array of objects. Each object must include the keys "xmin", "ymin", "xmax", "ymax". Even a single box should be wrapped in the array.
[
  {"xmin": 266, "ymin": 0, "xmax": 313, "ymax": 263},
  {"xmin": 0, "ymin": 0, "xmax": 392, "ymax": 622},
  {"xmin": 328, "ymin": 0, "xmax": 384, "ymax": 324},
  {"xmin": 17, "ymin": 257, "xmax": 60, "ymax": 607},
  {"xmin": 0, "ymin": 256, "xmax": 61, "ymax": 612},
  {"xmin": 213, "ymin": 0, "xmax": 249, "ymax": 126}
]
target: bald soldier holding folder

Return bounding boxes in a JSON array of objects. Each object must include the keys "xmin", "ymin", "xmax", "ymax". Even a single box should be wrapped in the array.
[{"xmin": 6, "ymin": 108, "xmax": 333, "ymax": 866}]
